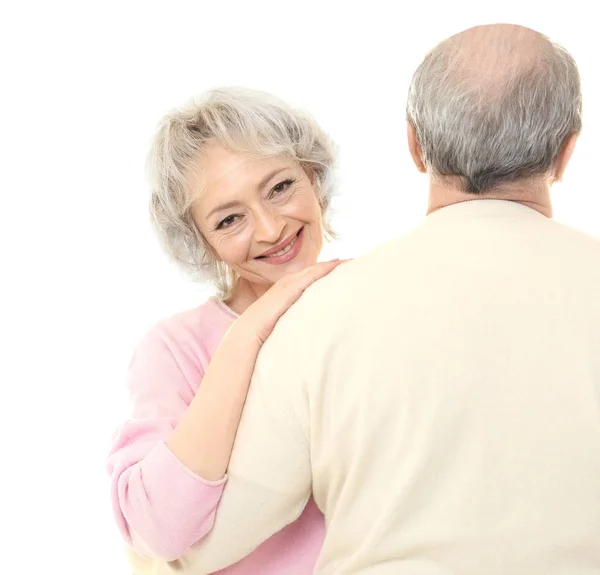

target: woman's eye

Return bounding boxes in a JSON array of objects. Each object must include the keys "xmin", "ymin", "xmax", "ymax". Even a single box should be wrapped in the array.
[
  {"xmin": 271, "ymin": 178, "xmax": 295, "ymax": 196},
  {"xmin": 216, "ymin": 215, "xmax": 239, "ymax": 230}
]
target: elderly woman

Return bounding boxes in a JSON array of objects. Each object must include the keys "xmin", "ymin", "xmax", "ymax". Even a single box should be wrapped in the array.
[{"xmin": 106, "ymin": 87, "xmax": 342, "ymax": 574}]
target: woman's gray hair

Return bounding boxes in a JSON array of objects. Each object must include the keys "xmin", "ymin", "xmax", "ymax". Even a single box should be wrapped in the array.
[
  {"xmin": 406, "ymin": 29, "xmax": 582, "ymax": 194},
  {"xmin": 147, "ymin": 87, "xmax": 337, "ymax": 298}
]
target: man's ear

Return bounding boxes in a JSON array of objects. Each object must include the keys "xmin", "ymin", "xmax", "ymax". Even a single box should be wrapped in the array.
[
  {"xmin": 407, "ymin": 122, "xmax": 427, "ymax": 173},
  {"xmin": 553, "ymin": 132, "xmax": 578, "ymax": 183}
]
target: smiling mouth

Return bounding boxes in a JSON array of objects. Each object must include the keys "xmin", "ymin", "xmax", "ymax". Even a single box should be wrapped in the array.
[{"xmin": 256, "ymin": 229, "xmax": 302, "ymax": 259}]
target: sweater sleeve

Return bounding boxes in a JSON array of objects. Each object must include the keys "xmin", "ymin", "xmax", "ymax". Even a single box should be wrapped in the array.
[
  {"xmin": 106, "ymin": 326, "xmax": 227, "ymax": 561},
  {"xmin": 164, "ymin": 322, "xmax": 314, "ymax": 574}
]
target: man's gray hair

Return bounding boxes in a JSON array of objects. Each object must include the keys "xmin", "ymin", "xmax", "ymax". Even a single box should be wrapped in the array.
[
  {"xmin": 147, "ymin": 87, "xmax": 337, "ymax": 298},
  {"xmin": 406, "ymin": 27, "xmax": 582, "ymax": 194}
]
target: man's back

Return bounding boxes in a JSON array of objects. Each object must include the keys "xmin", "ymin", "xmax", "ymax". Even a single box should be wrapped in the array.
[
  {"xmin": 175, "ymin": 199, "xmax": 600, "ymax": 575},
  {"xmin": 291, "ymin": 200, "xmax": 600, "ymax": 573}
]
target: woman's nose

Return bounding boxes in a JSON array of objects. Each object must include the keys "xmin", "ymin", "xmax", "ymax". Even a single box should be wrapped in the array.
[{"xmin": 253, "ymin": 208, "xmax": 285, "ymax": 244}]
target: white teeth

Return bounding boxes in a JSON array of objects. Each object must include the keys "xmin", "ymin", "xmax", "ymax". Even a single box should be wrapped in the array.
[{"xmin": 264, "ymin": 234, "xmax": 298, "ymax": 258}]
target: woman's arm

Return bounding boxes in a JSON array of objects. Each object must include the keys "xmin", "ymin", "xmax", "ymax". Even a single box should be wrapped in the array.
[
  {"xmin": 108, "ymin": 259, "xmax": 341, "ymax": 560},
  {"xmin": 166, "ymin": 259, "xmax": 342, "ymax": 481},
  {"xmin": 164, "ymin": 321, "xmax": 262, "ymax": 481}
]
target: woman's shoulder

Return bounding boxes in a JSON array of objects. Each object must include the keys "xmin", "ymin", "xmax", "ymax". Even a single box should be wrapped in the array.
[
  {"xmin": 161, "ymin": 297, "xmax": 237, "ymax": 333},
  {"xmin": 137, "ymin": 298, "xmax": 238, "ymax": 360}
]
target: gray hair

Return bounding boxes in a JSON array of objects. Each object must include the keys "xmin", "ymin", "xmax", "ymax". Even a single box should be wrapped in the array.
[
  {"xmin": 406, "ymin": 28, "xmax": 582, "ymax": 194},
  {"xmin": 147, "ymin": 87, "xmax": 337, "ymax": 298}
]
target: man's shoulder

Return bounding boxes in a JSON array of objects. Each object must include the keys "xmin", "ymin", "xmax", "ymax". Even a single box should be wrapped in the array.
[
  {"xmin": 541, "ymin": 217, "xmax": 600, "ymax": 275},
  {"xmin": 273, "ymin": 235, "xmax": 408, "ymax": 337},
  {"xmin": 549, "ymin": 217, "xmax": 600, "ymax": 247}
]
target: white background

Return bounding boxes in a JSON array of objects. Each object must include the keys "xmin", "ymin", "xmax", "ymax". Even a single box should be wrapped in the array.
[{"xmin": 1, "ymin": 1, "xmax": 598, "ymax": 573}]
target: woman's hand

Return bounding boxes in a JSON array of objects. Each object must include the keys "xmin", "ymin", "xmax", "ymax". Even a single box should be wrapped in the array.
[
  {"xmin": 163, "ymin": 258, "xmax": 346, "ymax": 487},
  {"xmin": 240, "ymin": 259, "xmax": 344, "ymax": 346}
]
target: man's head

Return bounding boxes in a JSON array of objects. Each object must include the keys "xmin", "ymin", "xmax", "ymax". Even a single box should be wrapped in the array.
[{"xmin": 406, "ymin": 24, "xmax": 581, "ymax": 199}]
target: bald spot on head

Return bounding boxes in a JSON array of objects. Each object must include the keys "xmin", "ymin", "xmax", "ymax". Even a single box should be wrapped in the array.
[{"xmin": 438, "ymin": 24, "xmax": 553, "ymax": 94}]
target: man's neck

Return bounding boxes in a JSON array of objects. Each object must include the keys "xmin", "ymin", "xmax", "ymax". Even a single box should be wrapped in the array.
[{"xmin": 427, "ymin": 178, "xmax": 553, "ymax": 218}]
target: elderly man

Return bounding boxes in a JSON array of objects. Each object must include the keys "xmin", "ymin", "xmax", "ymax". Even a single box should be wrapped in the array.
[{"xmin": 136, "ymin": 23, "xmax": 600, "ymax": 575}]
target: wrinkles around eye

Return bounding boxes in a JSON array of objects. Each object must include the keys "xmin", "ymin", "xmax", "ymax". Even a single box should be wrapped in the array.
[{"xmin": 216, "ymin": 214, "xmax": 242, "ymax": 230}]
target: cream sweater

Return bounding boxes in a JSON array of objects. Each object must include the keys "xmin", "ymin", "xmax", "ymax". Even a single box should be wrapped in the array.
[{"xmin": 162, "ymin": 200, "xmax": 600, "ymax": 574}]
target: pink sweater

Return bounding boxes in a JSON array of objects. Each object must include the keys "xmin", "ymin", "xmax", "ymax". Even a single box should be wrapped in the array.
[{"xmin": 107, "ymin": 298, "xmax": 325, "ymax": 574}]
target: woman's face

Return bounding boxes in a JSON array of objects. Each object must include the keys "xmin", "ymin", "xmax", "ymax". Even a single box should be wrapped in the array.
[{"xmin": 190, "ymin": 142, "xmax": 324, "ymax": 290}]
